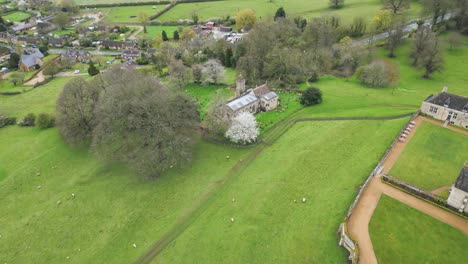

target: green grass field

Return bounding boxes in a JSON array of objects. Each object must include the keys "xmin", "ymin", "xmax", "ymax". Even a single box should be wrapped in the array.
[
  {"xmin": 1, "ymin": 30, "xmax": 468, "ymax": 263},
  {"xmin": 99, "ymin": 4, "xmax": 166, "ymax": 23},
  {"xmin": 157, "ymin": 0, "xmax": 422, "ymax": 24},
  {"xmin": 370, "ymin": 195, "xmax": 468, "ymax": 263},
  {"xmin": 75, "ymin": 0, "xmax": 155, "ymax": 4},
  {"xmin": 3, "ymin": 11, "xmax": 31, "ymax": 22},
  {"xmin": 142, "ymin": 25, "xmax": 181, "ymax": 39},
  {"xmin": 156, "ymin": 118, "xmax": 406, "ymax": 263},
  {"xmin": 389, "ymin": 122, "xmax": 468, "ymax": 191}
]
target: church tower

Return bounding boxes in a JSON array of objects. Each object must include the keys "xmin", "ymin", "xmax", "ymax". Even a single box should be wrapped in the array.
[{"xmin": 236, "ymin": 75, "xmax": 246, "ymax": 97}]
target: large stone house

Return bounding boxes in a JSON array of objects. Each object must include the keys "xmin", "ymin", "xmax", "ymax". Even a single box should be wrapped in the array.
[
  {"xmin": 447, "ymin": 164, "xmax": 468, "ymax": 213},
  {"xmin": 420, "ymin": 87, "xmax": 468, "ymax": 129},
  {"xmin": 19, "ymin": 48, "xmax": 44, "ymax": 71},
  {"xmin": 226, "ymin": 76, "xmax": 279, "ymax": 117},
  {"xmin": 61, "ymin": 49, "xmax": 91, "ymax": 62}
]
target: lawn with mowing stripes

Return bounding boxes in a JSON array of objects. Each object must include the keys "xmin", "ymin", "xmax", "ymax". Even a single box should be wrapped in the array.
[
  {"xmin": 99, "ymin": 4, "xmax": 167, "ymax": 23},
  {"xmin": 3, "ymin": 11, "xmax": 31, "ymax": 22},
  {"xmin": 370, "ymin": 195, "xmax": 468, "ymax": 263},
  {"xmin": 389, "ymin": 122, "xmax": 468, "ymax": 191}
]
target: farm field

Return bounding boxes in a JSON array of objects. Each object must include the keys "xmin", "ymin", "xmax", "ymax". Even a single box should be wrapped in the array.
[
  {"xmin": 75, "ymin": 0, "xmax": 155, "ymax": 4},
  {"xmin": 0, "ymin": 126, "xmax": 251, "ymax": 263},
  {"xmin": 155, "ymin": 118, "xmax": 407, "ymax": 263},
  {"xmin": 157, "ymin": 0, "xmax": 422, "ymax": 24},
  {"xmin": 99, "ymin": 4, "xmax": 166, "ymax": 23},
  {"xmin": 389, "ymin": 122, "xmax": 468, "ymax": 191},
  {"xmin": 3, "ymin": 11, "xmax": 31, "ymax": 22},
  {"xmin": 369, "ymin": 195, "xmax": 468, "ymax": 263}
]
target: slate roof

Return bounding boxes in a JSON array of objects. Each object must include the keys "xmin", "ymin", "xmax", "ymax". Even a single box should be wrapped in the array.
[
  {"xmin": 454, "ymin": 166, "xmax": 468, "ymax": 193},
  {"xmin": 426, "ymin": 92, "xmax": 468, "ymax": 112},
  {"xmin": 20, "ymin": 49, "xmax": 44, "ymax": 68},
  {"xmin": 122, "ymin": 49, "xmax": 141, "ymax": 56},
  {"xmin": 253, "ymin": 84, "xmax": 271, "ymax": 97},
  {"xmin": 48, "ymin": 38, "xmax": 63, "ymax": 45},
  {"xmin": 261, "ymin": 91, "xmax": 278, "ymax": 101},
  {"xmin": 17, "ymin": 36, "xmax": 39, "ymax": 44},
  {"xmin": 62, "ymin": 49, "xmax": 90, "ymax": 57},
  {"xmin": 102, "ymin": 40, "xmax": 123, "ymax": 47},
  {"xmin": 226, "ymin": 93, "xmax": 258, "ymax": 111},
  {"xmin": 12, "ymin": 23, "xmax": 33, "ymax": 32}
]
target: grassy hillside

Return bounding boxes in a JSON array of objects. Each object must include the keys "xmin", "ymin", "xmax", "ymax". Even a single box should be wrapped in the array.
[
  {"xmin": 157, "ymin": 0, "xmax": 422, "ymax": 23},
  {"xmin": 370, "ymin": 195, "xmax": 468, "ymax": 263},
  {"xmin": 0, "ymin": 127, "xmax": 251, "ymax": 263}
]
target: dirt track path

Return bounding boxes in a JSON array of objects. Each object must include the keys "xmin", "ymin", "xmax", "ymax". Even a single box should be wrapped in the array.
[
  {"xmin": 431, "ymin": 186, "xmax": 451, "ymax": 195},
  {"xmin": 24, "ymin": 71, "xmax": 44, "ymax": 86},
  {"xmin": 347, "ymin": 116, "xmax": 468, "ymax": 264}
]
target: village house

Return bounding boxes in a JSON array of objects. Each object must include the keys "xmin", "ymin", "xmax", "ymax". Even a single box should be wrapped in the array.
[
  {"xmin": 17, "ymin": 36, "xmax": 39, "ymax": 46},
  {"xmin": 226, "ymin": 76, "xmax": 279, "ymax": 117},
  {"xmin": 61, "ymin": 49, "xmax": 91, "ymax": 62},
  {"xmin": 447, "ymin": 164, "xmax": 468, "ymax": 213},
  {"xmin": 19, "ymin": 48, "xmax": 44, "ymax": 71},
  {"xmin": 48, "ymin": 38, "xmax": 64, "ymax": 47},
  {"xmin": 420, "ymin": 87, "xmax": 468, "ymax": 129},
  {"xmin": 102, "ymin": 40, "xmax": 124, "ymax": 50},
  {"xmin": 121, "ymin": 49, "xmax": 141, "ymax": 63},
  {"xmin": 12, "ymin": 23, "xmax": 34, "ymax": 33}
]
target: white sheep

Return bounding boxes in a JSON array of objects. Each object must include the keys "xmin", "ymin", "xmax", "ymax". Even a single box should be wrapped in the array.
[
  {"xmin": 133, "ymin": 243, "xmax": 137, "ymax": 248},
  {"xmin": 302, "ymin": 197, "xmax": 307, "ymax": 203}
]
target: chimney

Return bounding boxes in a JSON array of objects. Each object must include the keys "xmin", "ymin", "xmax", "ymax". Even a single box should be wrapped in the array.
[{"xmin": 442, "ymin": 86, "xmax": 448, "ymax": 92}]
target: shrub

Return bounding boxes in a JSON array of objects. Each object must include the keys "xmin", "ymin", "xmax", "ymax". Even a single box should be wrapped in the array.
[
  {"xmin": 0, "ymin": 116, "xmax": 16, "ymax": 128},
  {"xmin": 18, "ymin": 113, "xmax": 36, "ymax": 127},
  {"xmin": 308, "ymin": 70, "xmax": 320, "ymax": 82},
  {"xmin": 36, "ymin": 113, "xmax": 55, "ymax": 129},
  {"xmin": 300, "ymin": 87, "xmax": 323, "ymax": 106},
  {"xmin": 359, "ymin": 59, "xmax": 399, "ymax": 88}
]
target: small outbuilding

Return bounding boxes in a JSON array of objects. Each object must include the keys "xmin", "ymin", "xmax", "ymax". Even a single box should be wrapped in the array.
[{"xmin": 447, "ymin": 164, "xmax": 468, "ymax": 213}]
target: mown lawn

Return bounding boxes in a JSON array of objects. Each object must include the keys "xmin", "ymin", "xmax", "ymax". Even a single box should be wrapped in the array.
[
  {"xmin": 99, "ymin": 4, "xmax": 167, "ymax": 23},
  {"xmin": 389, "ymin": 122, "xmax": 468, "ymax": 191},
  {"xmin": 141, "ymin": 25, "xmax": 181, "ymax": 40},
  {"xmin": 370, "ymin": 195, "xmax": 468, "ymax": 263},
  {"xmin": 3, "ymin": 11, "xmax": 31, "ymax": 22},
  {"xmin": 156, "ymin": 118, "xmax": 407, "ymax": 263},
  {"xmin": 158, "ymin": 0, "xmax": 422, "ymax": 24},
  {"xmin": 184, "ymin": 83, "xmax": 231, "ymax": 119},
  {"xmin": 0, "ymin": 77, "xmax": 72, "ymax": 117},
  {"xmin": 0, "ymin": 127, "xmax": 251, "ymax": 263}
]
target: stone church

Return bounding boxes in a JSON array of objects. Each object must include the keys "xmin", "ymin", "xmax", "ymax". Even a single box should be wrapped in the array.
[{"xmin": 226, "ymin": 76, "xmax": 279, "ymax": 117}]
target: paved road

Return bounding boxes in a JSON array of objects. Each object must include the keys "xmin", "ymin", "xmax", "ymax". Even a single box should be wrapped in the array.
[
  {"xmin": 358, "ymin": 14, "xmax": 454, "ymax": 45},
  {"xmin": 49, "ymin": 48, "xmax": 121, "ymax": 56}
]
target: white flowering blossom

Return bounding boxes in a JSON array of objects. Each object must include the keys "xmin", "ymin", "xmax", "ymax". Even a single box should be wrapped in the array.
[{"xmin": 225, "ymin": 112, "xmax": 259, "ymax": 144}]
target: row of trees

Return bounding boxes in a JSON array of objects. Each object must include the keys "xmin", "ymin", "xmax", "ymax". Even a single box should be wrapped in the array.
[{"xmin": 56, "ymin": 67, "xmax": 199, "ymax": 178}]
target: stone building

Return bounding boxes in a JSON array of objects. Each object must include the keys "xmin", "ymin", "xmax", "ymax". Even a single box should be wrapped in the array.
[
  {"xmin": 19, "ymin": 48, "xmax": 44, "ymax": 71},
  {"xmin": 447, "ymin": 164, "xmax": 468, "ymax": 213},
  {"xmin": 420, "ymin": 87, "xmax": 468, "ymax": 129},
  {"xmin": 226, "ymin": 76, "xmax": 279, "ymax": 117}
]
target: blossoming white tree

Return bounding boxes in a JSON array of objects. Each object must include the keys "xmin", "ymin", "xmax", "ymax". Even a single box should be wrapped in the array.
[{"xmin": 225, "ymin": 112, "xmax": 259, "ymax": 144}]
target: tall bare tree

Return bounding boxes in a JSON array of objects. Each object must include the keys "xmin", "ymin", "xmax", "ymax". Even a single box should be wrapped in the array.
[
  {"xmin": 92, "ymin": 69, "xmax": 199, "ymax": 178},
  {"xmin": 418, "ymin": 34, "xmax": 444, "ymax": 79},
  {"xmin": 410, "ymin": 25, "xmax": 433, "ymax": 66},
  {"xmin": 381, "ymin": 0, "xmax": 410, "ymax": 14}
]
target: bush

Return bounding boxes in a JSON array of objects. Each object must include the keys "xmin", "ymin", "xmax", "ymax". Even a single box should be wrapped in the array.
[
  {"xmin": 308, "ymin": 70, "xmax": 320, "ymax": 82},
  {"xmin": 359, "ymin": 59, "xmax": 399, "ymax": 88},
  {"xmin": 0, "ymin": 116, "xmax": 16, "ymax": 128},
  {"xmin": 18, "ymin": 113, "xmax": 36, "ymax": 127},
  {"xmin": 300, "ymin": 87, "xmax": 323, "ymax": 106},
  {"xmin": 36, "ymin": 113, "xmax": 55, "ymax": 129}
]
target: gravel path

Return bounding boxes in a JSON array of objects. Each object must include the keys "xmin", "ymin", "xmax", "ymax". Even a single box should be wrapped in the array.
[{"xmin": 347, "ymin": 116, "xmax": 468, "ymax": 264}]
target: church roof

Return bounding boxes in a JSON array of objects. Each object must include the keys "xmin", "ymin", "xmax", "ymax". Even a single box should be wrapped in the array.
[
  {"xmin": 425, "ymin": 92, "xmax": 468, "ymax": 112},
  {"xmin": 261, "ymin": 91, "xmax": 278, "ymax": 101},
  {"xmin": 253, "ymin": 84, "xmax": 271, "ymax": 97},
  {"xmin": 454, "ymin": 166, "xmax": 468, "ymax": 192},
  {"xmin": 226, "ymin": 93, "xmax": 258, "ymax": 111}
]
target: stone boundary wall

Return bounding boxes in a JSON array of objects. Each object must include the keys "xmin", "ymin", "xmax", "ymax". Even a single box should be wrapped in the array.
[
  {"xmin": 337, "ymin": 111, "xmax": 420, "ymax": 263},
  {"xmin": 382, "ymin": 174, "xmax": 468, "ymax": 218}
]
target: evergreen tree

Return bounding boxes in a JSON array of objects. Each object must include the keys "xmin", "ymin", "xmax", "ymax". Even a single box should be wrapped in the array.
[
  {"xmin": 88, "ymin": 61, "xmax": 100, "ymax": 76},
  {"xmin": 274, "ymin": 7, "xmax": 286, "ymax": 21},
  {"xmin": 162, "ymin": 30, "xmax": 169, "ymax": 41},
  {"xmin": 173, "ymin": 30, "xmax": 179, "ymax": 41},
  {"xmin": 225, "ymin": 47, "xmax": 233, "ymax": 67}
]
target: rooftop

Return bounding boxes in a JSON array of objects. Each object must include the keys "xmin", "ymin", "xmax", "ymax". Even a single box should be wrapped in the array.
[
  {"xmin": 261, "ymin": 91, "xmax": 278, "ymax": 101},
  {"xmin": 454, "ymin": 165, "xmax": 468, "ymax": 193},
  {"xmin": 426, "ymin": 92, "xmax": 468, "ymax": 112},
  {"xmin": 226, "ymin": 93, "xmax": 258, "ymax": 112}
]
